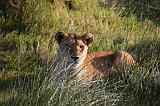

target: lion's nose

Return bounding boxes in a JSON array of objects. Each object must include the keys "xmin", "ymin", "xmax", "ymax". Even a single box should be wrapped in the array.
[{"xmin": 71, "ymin": 56, "xmax": 79, "ymax": 61}]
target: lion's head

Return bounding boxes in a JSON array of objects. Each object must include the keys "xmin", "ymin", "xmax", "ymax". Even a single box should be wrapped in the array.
[{"xmin": 55, "ymin": 31, "xmax": 94, "ymax": 69}]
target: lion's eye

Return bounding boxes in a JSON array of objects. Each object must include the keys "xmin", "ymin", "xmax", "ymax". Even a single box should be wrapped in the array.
[{"xmin": 80, "ymin": 45, "xmax": 84, "ymax": 49}]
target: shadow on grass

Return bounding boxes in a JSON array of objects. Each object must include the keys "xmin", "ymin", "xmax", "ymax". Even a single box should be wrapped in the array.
[
  {"xmin": 0, "ymin": 0, "xmax": 29, "ymax": 36},
  {"xmin": 128, "ymin": 38, "xmax": 160, "ymax": 65},
  {"xmin": 0, "ymin": 69, "xmax": 48, "ymax": 105},
  {"xmin": 99, "ymin": 0, "xmax": 160, "ymax": 25},
  {"xmin": 125, "ymin": 38, "xmax": 160, "ymax": 105},
  {"xmin": 0, "ymin": 73, "xmax": 34, "ymax": 105},
  {"xmin": 0, "ymin": 72, "xmax": 37, "ymax": 90}
]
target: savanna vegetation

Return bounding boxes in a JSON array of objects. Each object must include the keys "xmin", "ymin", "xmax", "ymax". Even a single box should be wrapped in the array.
[{"xmin": 0, "ymin": 0, "xmax": 160, "ymax": 105}]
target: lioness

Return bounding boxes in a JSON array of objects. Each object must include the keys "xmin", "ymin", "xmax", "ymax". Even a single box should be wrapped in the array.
[{"xmin": 53, "ymin": 31, "xmax": 135, "ymax": 83}]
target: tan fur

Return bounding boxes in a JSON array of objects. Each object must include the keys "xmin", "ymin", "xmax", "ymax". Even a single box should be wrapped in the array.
[{"xmin": 54, "ymin": 32, "xmax": 135, "ymax": 83}]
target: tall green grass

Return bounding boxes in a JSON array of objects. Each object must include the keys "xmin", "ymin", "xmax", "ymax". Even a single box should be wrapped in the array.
[{"xmin": 0, "ymin": 0, "xmax": 160, "ymax": 105}]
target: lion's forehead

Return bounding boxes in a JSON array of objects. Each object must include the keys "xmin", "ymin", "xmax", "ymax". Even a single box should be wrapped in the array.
[
  {"xmin": 68, "ymin": 37, "xmax": 76, "ymax": 43},
  {"xmin": 77, "ymin": 40, "xmax": 85, "ymax": 45},
  {"xmin": 64, "ymin": 36, "xmax": 85, "ymax": 45}
]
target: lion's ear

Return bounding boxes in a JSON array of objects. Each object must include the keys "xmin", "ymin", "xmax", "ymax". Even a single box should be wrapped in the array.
[
  {"xmin": 55, "ymin": 31, "xmax": 67, "ymax": 44},
  {"xmin": 81, "ymin": 33, "xmax": 94, "ymax": 46}
]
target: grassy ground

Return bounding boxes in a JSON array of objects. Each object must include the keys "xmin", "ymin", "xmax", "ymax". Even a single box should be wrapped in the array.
[{"xmin": 0, "ymin": 0, "xmax": 160, "ymax": 105}]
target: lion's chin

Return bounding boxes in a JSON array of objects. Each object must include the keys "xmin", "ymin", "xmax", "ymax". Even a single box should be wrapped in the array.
[
  {"xmin": 67, "ymin": 59, "xmax": 83, "ymax": 70},
  {"xmin": 70, "ymin": 62, "xmax": 80, "ymax": 70}
]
